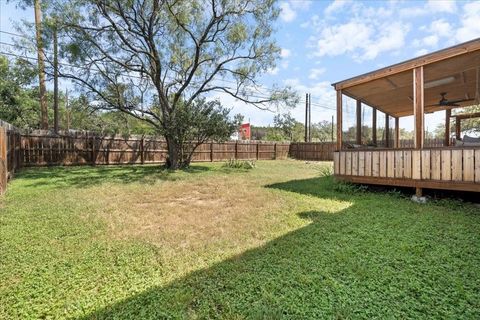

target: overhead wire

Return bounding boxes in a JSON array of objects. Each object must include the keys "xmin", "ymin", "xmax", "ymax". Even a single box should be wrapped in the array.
[{"xmin": 0, "ymin": 30, "xmax": 336, "ymax": 111}]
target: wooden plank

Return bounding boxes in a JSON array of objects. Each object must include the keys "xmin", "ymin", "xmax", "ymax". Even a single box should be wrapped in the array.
[
  {"xmin": 352, "ymin": 152, "xmax": 358, "ymax": 176},
  {"xmin": 387, "ymin": 151, "xmax": 395, "ymax": 178},
  {"xmin": 475, "ymin": 150, "xmax": 480, "ymax": 183},
  {"xmin": 379, "ymin": 151, "xmax": 387, "ymax": 177},
  {"xmin": 372, "ymin": 152, "xmax": 380, "ymax": 177},
  {"xmin": 340, "ymin": 152, "xmax": 346, "ymax": 175},
  {"xmin": 431, "ymin": 150, "xmax": 441, "ymax": 180},
  {"xmin": 412, "ymin": 150, "xmax": 421, "ymax": 179},
  {"xmin": 403, "ymin": 150, "xmax": 412, "ymax": 179},
  {"xmin": 451, "ymin": 149, "xmax": 463, "ymax": 181},
  {"xmin": 345, "ymin": 152, "xmax": 352, "ymax": 176},
  {"xmin": 334, "ymin": 152, "xmax": 340, "ymax": 174},
  {"xmin": 463, "ymin": 149, "xmax": 474, "ymax": 182},
  {"xmin": 394, "ymin": 150, "xmax": 403, "ymax": 178},
  {"xmin": 365, "ymin": 151, "xmax": 372, "ymax": 176},
  {"xmin": 441, "ymin": 149, "xmax": 451, "ymax": 181},
  {"xmin": 421, "ymin": 150, "xmax": 431, "ymax": 180},
  {"xmin": 358, "ymin": 151, "xmax": 365, "ymax": 176}
]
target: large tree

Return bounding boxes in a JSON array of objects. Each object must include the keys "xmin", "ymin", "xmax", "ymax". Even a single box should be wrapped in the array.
[{"xmin": 53, "ymin": 0, "xmax": 296, "ymax": 168}]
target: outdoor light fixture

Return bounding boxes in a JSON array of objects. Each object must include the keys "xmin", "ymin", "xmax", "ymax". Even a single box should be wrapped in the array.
[{"xmin": 424, "ymin": 76, "xmax": 456, "ymax": 89}]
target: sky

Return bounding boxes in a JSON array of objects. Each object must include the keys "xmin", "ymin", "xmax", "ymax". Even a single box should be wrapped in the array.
[{"xmin": 1, "ymin": 0, "xmax": 480, "ymax": 132}]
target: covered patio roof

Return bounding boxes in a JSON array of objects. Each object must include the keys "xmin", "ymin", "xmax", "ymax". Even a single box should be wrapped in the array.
[{"xmin": 332, "ymin": 38, "xmax": 480, "ymax": 118}]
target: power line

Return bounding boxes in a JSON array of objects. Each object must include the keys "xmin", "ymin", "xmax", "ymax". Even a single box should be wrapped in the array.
[{"xmin": 1, "ymin": 40, "xmax": 336, "ymax": 110}]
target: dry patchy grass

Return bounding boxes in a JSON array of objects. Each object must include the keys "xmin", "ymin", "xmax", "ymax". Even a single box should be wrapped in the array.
[{"xmin": 2, "ymin": 160, "xmax": 479, "ymax": 319}]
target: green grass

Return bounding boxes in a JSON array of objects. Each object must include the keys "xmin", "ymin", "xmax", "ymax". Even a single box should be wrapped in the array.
[{"xmin": 1, "ymin": 160, "xmax": 479, "ymax": 319}]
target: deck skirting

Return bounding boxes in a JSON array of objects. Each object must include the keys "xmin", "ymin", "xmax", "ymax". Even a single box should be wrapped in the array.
[{"xmin": 333, "ymin": 148, "xmax": 480, "ymax": 192}]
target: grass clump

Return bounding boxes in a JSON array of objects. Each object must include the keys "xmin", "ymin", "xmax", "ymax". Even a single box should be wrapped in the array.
[{"xmin": 223, "ymin": 158, "xmax": 256, "ymax": 169}]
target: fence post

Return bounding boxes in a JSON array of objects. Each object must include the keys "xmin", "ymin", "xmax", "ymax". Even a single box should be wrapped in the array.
[
  {"xmin": 91, "ymin": 135, "xmax": 96, "ymax": 165},
  {"xmin": 0, "ymin": 127, "xmax": 7, "ymax": 194},
  {"xmin": 273, "ymin": 143, "xmax": 277, "ymax": 160},
  {"xmin": 235, "ymin": 141, "xmax": 238, "ymax": 159},
  {"xmin": 256, "ymin": 142, "xmax": 259, "ymax": 160},
  {"xmin": 140, "ymin": 137, "xmax": 145, "ymax": 164},
  {"xmin": 210, "ymin": 142, "xmax": 214, "ymax": 162}
]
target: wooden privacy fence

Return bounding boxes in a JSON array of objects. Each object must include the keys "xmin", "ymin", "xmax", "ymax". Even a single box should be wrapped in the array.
[
  {"xmin": 0, "ymin": 122, "xmax": 22, "ymax": 194},
  {"xmin": 20, "ymin": 134, "xmax": 290, "ymax": 166},
  {"xmin": 289, "ymin": 142, "xmax": 336, "ymax": 161}
]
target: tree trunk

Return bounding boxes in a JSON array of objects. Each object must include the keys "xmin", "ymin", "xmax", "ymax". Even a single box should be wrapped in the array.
[
  {"xmin": 53, "ymin": 22, "xmax": 59, "ymax": 133},
  {"xmin": 165, "ymin": 136, "xmax": 181, "ymax": 169},
  {"xmin": 34, "ymin": 0, "xmax": 48, "ymax": 130}
]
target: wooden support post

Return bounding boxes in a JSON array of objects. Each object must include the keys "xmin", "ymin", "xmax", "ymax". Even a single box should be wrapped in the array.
[
  {"xmin": 356, "ymin": 100, "xmax": 362, "ymax": 145},
  {"xmin": 413, "ymin": 67, "xmax": 424, "ymax": 149},
  {"xmin": 336, "ymin": 90, "xmax": 343, "ymax": 150},
  {"xmin": 395, "ymin": 117, "xmax": 400, "ymax": 148},
  {"xmin": 455, "ymin": 117, "xmax": 461, "ymax": 140},
  {"xmin": 415, "ymin": 187, "xmax": 423, "ymax": 197},
  {"xmin": 385, "ymin": 114, "xmax": 390, "ymax": 148},
  {"xmin": 372, "ymin": 108, "xmax": 377, "ymax": 145},
  {"xmin": 445, "ymin": 109, "xmax": 451, "ymax": 146}
]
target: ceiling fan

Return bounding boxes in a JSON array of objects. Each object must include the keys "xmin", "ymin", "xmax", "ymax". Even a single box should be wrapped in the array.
[{"xmin": 426, "ymin": 92, "xmax": 474, "ymax": 108}]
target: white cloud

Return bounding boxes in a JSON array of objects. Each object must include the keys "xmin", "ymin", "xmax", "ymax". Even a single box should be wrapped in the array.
[
  {"xmin": 426, "ymin": 0, "xmax": 457, "ymax": 13},
  {"xmin": 279, "ymin": 2, "xmax": 296, "ymax": 22},
  {"xmin": 279, "ymin": 0, "xmax": 312, "ymax": 23},
  {"xmin": 324, "ymin": 0, "xmax": 351, "ymax": 15},
  {"xmin": 400, "ymin": 0, "xmax": 457, "ymax": 17},
  {"xmin": 280, "ymin": 48, "xmax": 291, "ymax": 58},
  {"xmin": 308, "ymin": 68, "xmax": 326, "ymax": 80},
  {"xmin": 311, "ymin": 19, "xmax": 408, "ymax": 61},
  {"xmin": 431, "ymin": 19, "xmax": 452, "ymax": 36},
  {"xmin": 422, "ymin": 35, "xmax": 439, "ymax": 47},
  {"xmin": 415, "ymin": 48, "xmax": 429, "ymax": 56},
  {"xmin": 290, "ymin": 0, "xmax": 312, "ymax": 10},
  {"xmin": 455, "ymin": 2, "xmax": 480, "ymax": 42}
]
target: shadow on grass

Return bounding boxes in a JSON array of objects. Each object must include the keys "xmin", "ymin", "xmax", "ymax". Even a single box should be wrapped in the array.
[
  {"xmin": 78, "ymin": 177, "xmax": 480, "ymax": 319},
  {"xmin": 17, "ymin": 165, "xmax": 213, "ymax": 189}
]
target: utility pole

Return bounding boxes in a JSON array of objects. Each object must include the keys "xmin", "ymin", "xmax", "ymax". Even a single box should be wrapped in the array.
[
  {"xmin": 53, "ymin": 21, "xmax": 59, "ymax": 133},
  {"xmin": 304, "ymin": 93, "xmax": 308, "ymax": 142},
  {"xmin": 34, "ymin": 0, "xmax": 48, "ymax": 130},
  {"xmin": 308, "ymin": 93, "xmax": 312, "ymax": 142},
  {"xmin": 331, "ymin": 115, "xmax": 334, "ymax": 142}
]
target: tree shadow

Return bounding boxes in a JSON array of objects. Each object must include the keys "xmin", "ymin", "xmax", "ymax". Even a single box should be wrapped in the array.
[
  {"xmin": 77, "ymin": 184, "xmax": 480, "ymax": 319},
  {"xmin": 16, "ymin": 165, "xmax": 213, "ymax": 189}
]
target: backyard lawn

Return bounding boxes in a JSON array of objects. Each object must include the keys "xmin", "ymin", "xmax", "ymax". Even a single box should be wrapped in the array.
[{"xmin": 1, "ymin": 160, "xmax": 479, "ymax": 319}]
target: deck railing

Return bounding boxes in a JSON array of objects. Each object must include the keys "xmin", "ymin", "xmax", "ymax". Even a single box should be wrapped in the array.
[{"xmin": 334, "ymin": 148, "xmax": 480, "ymax": 191}]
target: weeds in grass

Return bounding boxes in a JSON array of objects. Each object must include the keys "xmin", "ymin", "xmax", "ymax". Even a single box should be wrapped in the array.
[{"xmin": 223, "ymin": 159, "xmax": 256, "ymax": 169}]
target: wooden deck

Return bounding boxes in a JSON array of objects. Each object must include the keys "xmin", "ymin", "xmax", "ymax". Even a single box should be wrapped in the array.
[{"xmin": 333, "ymin": 147, "xmax": 480, "ymax": 192}]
